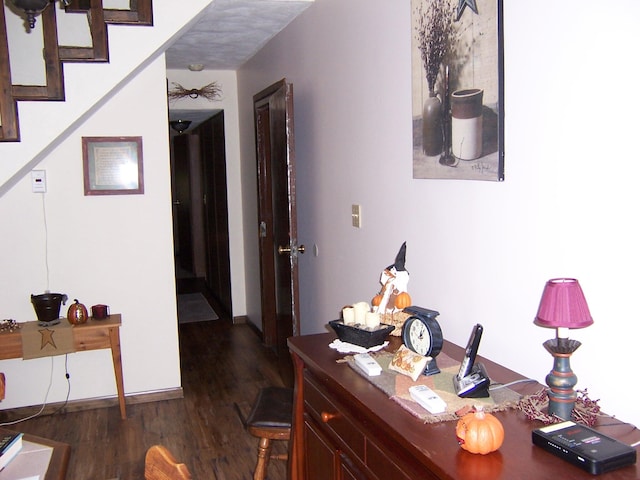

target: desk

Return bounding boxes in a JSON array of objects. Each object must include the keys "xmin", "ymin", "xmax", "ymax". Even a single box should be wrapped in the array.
[
  {"xmin": 288, "ymin": 333, "xmax": 640, "ymax": 480},
  {"xmin": 0, "ymin": 428, "xmax": 70, "ymax": 480},
  {"xmin": 0, "ymin": 315, "xmax": 126, "ymax": 420}
]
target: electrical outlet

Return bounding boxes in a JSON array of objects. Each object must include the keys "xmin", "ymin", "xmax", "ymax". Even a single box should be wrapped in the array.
[
  {"xmin": 351, "ymin": 204, "xmax": 362, "ymax": 228},
  {"xmin": 31, "ymin": 170, "xmax": 47, "ymax": 193}
]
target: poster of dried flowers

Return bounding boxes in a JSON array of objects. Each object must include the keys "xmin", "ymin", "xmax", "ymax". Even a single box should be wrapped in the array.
[{"xmin": 412, "ymin": 0, "xmax": 504, "ymax": 181}]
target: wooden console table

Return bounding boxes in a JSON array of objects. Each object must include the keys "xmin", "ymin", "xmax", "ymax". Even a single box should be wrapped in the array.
[
  {"xmin": 0, "ymin": 314, "xmax": 127, "ymax": 419},
  {"xmin": 0, "ymin": 428, "xmax": 70, "ymax": 480},
  {"xmin": 289, "ymin": 333, "xmax": 640, "ymax": 480}
]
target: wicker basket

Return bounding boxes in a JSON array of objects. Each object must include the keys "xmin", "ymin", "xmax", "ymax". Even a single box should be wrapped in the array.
[{"xmin": 379, "ymin": 311, "xmax": 411, "ymax": 336}]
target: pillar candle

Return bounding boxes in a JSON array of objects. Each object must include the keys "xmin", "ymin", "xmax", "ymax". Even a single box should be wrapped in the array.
[
  {"xmin": 365, "ymin": 312, "xmax": 380, "ymax": 328},
  {"xmin": 353, "ymin": 302, "xmax": 370, "ymax": 325},
  {"xmin": 342, "ymin": 307, "xmax": 355, "ymax": 325}
]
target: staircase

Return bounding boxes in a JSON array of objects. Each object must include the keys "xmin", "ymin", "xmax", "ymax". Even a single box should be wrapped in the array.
[{"xmin": 0, "ymin": 0, "xmax": 212, "ymax": 195}]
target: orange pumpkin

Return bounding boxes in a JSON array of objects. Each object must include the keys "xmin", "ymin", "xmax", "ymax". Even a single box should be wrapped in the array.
[
  {"xmin": 67, "ymin": 299, "xmax": 88, "ymax": 325},
  {"xmin": 455, "ymin": 408, "xmax": 504, "ymax": 455},
  {"xmin": 394, "ymin": 291, "xmax": 412, "ymax": 310},
  {"xmin": 371, "ymin": 294, "xmax": 383, "ymax": 307}
]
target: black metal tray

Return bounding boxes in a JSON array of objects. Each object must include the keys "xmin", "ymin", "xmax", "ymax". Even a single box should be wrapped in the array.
[{"xmin": 328, "ymin": 320, "xmax": 394, "ymax": 348}]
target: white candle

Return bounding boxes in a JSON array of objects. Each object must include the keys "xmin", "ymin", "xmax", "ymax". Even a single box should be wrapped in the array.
[
  {"xmin": 353, "ymin": 302, "xmax": 370, "ymax": 325},
  {"xmin": 365, "ymin": 312, "xmax": 380, "ymax": 328},
  {"xmin": 342, "ymin": 307, "xmax": 355, "ymax": 325}
]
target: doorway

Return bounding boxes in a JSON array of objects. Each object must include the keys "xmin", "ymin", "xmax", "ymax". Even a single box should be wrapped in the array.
[{"xmin": 170, "ymin": 111, "xmax": 232, "ymax": 319}]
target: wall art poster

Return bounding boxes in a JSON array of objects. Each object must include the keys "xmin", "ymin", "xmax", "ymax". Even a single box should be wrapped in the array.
[{"xmin": 412, "ymin": 0, "xmax": 504, "ymax": 181}]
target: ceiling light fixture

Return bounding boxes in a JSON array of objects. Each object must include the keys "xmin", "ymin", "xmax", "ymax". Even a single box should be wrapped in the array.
[
  {"xmin": 188, "ymin": 64, "xmax": 205, "ymax": 72},
  {"xmin": 7, "ymin": 0, "xmax": 71, "ymax": 30},
  {"xmin": 169, "ymin": 120, "xmax": 192, "ymax": 134}
]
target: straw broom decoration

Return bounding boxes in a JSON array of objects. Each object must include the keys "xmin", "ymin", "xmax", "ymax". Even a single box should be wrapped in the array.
[{"xmin": 168, "ymin": 81, "xmax": 222, "ymax": 101}]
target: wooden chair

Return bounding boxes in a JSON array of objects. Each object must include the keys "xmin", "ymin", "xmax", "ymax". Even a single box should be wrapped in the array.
[
  {"xmin": 241, "ymin": 387, "xmax": 293, "ymax": 480},
  {"xmin": 0, "ymin": 373, "xmax": 5, "ymax": 400},
  {"xmin": 144, "ymin": 445, "xmax": 192, "ymax": 480}
]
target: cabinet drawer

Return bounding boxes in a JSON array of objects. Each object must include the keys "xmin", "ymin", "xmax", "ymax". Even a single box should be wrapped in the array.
[
  {"xmin": 304, "ymin": 373, "xmax": 365, "ymax": 460},
  {"xmin": 366, "ymin": 438, "xmax": 437, "ymax": 480}
]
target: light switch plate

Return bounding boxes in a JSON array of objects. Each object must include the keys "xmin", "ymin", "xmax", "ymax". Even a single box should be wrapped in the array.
[
  {"xmin": 31, "ymin": 170, "xmax": 47, "ymax": 193},
  {"xmin": 351, "ymin": 204, "xmax": 362, "ymax": 228}
]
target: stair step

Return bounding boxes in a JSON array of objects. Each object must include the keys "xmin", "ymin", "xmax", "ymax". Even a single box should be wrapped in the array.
[
  {"xmin": 0, "ymin": 3, "xmax": 19, "ymax": 141},
  {"xmin": 10, "ymin": 6, "xmax": 64, "ymax": 102},
  {"xmin": 103, "ymin": 0, "xmax": 153, "ymax": 26},
  {"xmin": 59, "ymin": 0, "xmax": 109, "ymax": 63}
]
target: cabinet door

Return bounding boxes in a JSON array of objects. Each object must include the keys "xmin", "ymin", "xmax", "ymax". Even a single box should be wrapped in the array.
[{"xmin": 305, "ymin": 419, "xmax": 338, "ymax": 480}]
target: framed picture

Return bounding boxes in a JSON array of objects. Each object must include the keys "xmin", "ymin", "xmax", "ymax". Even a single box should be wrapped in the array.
[
  {"xmin": 82, "ymin": 136, "xmax": 144, "ymax": 195},
  {"xmin": 411, "ymin": 0, "xmax": 504, "ymax": 181}
]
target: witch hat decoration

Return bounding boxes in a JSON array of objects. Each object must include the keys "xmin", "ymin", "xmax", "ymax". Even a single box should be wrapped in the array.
[{"xmin": 388, "ymin": 241, "xmax": 407, "ymax": 272}]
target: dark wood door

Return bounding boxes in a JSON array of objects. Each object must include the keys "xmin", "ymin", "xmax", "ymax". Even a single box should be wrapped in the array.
[
  {"xmin": 172, "ymin": 134, "xmax": 193, "ymax": 272},
  {"xmin": 254, "ymin": 79, "xmax": 303, "ymax": 354},
  {"xmin": 201, "ymin": 112, "xmax": 232, "ymax": 317}
]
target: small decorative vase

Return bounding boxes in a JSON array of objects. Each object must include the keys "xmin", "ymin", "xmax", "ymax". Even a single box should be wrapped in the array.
[{"xmin": 422, "ymin": 90, "xmax": 443, "ymax": 157}]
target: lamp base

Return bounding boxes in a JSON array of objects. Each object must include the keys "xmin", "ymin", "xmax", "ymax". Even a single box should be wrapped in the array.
[{"xmin": 544, "ymin": 338, "xmax": 581, "ymax": 420}]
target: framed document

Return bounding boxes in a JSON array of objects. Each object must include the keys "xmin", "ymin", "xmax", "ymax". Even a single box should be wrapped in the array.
[{"xmin": 82, "ymin": 136, "xmax": 144, "ymax": 195}]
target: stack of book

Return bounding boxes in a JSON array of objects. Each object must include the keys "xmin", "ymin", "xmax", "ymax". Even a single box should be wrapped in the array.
[{"xmin": 0, "ymin": 432, "xmax": 23, "ymax": 471}]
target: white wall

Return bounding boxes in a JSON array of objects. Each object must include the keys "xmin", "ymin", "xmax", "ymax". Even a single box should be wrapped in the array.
[
  {"xmin": 0, "ymin": 55, "xmax": 181, "ymax": 409},
  {"xmin": 165, "ymin": 69, "xmax": 247, "ymax": 318},
  {"xmin": 238, "ymin": 0, "xmax": 640, "ymax": 428}
]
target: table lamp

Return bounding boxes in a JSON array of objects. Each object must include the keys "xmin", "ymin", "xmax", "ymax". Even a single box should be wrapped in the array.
[{"xmin": 534, "ymin": 278, "xmax": 593, "ymax": 420}]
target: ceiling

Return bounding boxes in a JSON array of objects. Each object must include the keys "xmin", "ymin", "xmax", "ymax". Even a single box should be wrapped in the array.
[
  {"xmin": 165, "ymin": 0, "xmax": 313, "ymax": 131},
  {"xmin": 164, "ymin": 0, "xmax": 314, "ymax": 71}
]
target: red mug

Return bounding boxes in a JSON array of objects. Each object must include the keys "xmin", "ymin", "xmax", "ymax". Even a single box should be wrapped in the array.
[{"xmin": 91, "ymin": 304, "xmax": 110, "ymax": 319}]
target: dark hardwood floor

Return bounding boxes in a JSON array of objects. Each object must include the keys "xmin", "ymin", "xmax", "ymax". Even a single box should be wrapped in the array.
[{"xmin": 2, "ymin": 280, "xmax": 290, "ymax": 479}]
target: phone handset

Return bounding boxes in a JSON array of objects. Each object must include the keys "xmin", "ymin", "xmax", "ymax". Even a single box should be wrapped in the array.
[
  {"xmin": 457, "ymin": 324, "xmax": 483, "ymax": 380},
  {"xmin": 453, "ymin": 323, "xmax": 490, "ymax": 398}
]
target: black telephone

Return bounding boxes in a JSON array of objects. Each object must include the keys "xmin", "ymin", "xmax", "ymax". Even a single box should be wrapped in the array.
[{"xmin": 453, "ymin": 324, "xmax": 490, "ymax": 398}]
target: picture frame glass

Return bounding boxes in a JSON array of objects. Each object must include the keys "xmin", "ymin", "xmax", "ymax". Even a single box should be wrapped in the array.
[
  {"xmin": 411, "ymin": 0, "xmax": 504, "ymax": 181},
  {"xmin": 83, "ymin": 136, "xmax": 144, "ymax": 195}
]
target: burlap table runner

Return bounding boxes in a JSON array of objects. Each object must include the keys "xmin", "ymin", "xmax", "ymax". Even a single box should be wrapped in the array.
[
  {"xmin": 347, "ymin": 351, "xmax": 521, "ymax": 423},
  {"xmin": 20, "ymin": 321, "xmax": 75, "ymax": 359}
]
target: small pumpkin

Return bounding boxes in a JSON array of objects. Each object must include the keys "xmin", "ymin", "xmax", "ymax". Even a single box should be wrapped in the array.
[
  {"xmin": 67, "ymin": 299, "xmax": 88, "ymax": 325},
  {"xmin": 455, "ymin": 408, "xmax": 504, "ymax": 455},
  {"xmin": 371, "ymin": 294, "xmax": 383, "ymax": 307},
  {"xmin": 394, "ymin": 291, "xmax": 412, "ymax": 310}
]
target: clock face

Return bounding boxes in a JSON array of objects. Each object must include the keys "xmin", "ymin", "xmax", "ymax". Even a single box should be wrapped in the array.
[
  {"xmin": 401, "ymin": 312, "xmax": 443, "ymax": 358},
  {"xmin": 408, "ymin": 319, "xmax": 431, "ymax": 356}
]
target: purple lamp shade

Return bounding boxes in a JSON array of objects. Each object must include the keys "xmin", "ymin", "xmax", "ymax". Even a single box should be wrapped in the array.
[{"xmin": 534, "ymin": 278, "xmax": 594, "ymax": 329}]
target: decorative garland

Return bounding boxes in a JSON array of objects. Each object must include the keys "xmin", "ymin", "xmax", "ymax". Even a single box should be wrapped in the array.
[
  {"xmin": 517, "ymin": 388, "xmax": 601, "ymax": 427},
  {"xmin": 0, "ymin": 319, "xmax": 20, "ymax": 333},
  {"xmin": 168, "ymin": 81, "xmax": 222, "ymax": 101}
]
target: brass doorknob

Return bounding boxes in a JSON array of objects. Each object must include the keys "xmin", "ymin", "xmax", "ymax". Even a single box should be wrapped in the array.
[{"xmin": 278, "ymin": 244, "xmax": 306, "ymax": 255}]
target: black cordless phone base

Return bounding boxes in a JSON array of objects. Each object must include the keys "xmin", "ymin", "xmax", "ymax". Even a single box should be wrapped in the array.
[{"xmin": 453, "ymin": 362, "xmax": 490, "ymax": 398}]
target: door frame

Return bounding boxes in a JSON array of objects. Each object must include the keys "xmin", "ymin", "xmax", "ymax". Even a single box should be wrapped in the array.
[{"xmin": 254, "ymin": 79, "xmax": 301, "ymax": 349}]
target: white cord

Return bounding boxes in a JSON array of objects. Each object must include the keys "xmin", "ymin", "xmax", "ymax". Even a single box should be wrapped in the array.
[
  {"xmin": 489, "ymin": 378, "xmax": 538, "ymax": 391},
  {"xmin": 0, "ymin": 356, "xmax": 55, "ymax": 426},
  {"xmin": 40, "ymin": 192, "xmax": 50, "ymax": 292}
]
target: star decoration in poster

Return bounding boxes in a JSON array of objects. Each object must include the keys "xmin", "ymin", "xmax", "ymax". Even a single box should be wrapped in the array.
[
  {"xmin": 39, "ymin": 328, "xmax": 58, "ymax": 350},
  {"xmin": 456, "ymin": 0, "xmax": 478, "ymax": 21}
]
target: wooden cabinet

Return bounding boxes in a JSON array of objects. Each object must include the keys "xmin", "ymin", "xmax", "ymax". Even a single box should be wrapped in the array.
[
  {"xmin": 302, "ymin": 371, "xmax": 421, "ymax": 480},
  {"xmin": 288, "ymin": 333, "xmax": 640, "ymax": 480}
]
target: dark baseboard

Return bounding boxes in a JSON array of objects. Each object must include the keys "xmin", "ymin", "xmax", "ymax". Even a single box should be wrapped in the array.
[
  {"xmin": 243, "ymin": 317, "xmax": 263, "ymax": 341},
  {"xmin": 0, "ymin": 387, "xmax": 184, "ymax": 421},
  {"xmin": 233, "ymin": 315, "xmax": 248, "ymax": 324}
]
